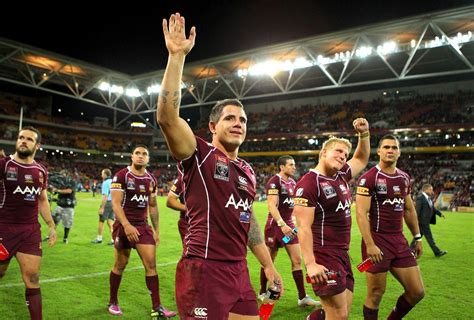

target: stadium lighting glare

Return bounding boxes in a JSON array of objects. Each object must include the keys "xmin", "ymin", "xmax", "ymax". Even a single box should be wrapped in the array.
[
  {"xmin": 445, "ymin": 134, "xmax": 450, "ymax": 139},
  {"xmin": 45, "ymin": 150, "xmax": 48, "ymax": 153},
  {"xmin": 467, "ymin": 144, "xmax": 470, "ymax": 147},
  {"xmin": 410, "ymin": 39, "xmax": 416, "ymax": 48},
  {"xmin": 52, "ymin": 152, "xmax": 55, "ymax": 155},
  {"xmin": 238, "ymin": 57, "xmax": 313, "ymax": 77},
  {"xmin": 308, "ymin": 138, "xmax": 316, "ymax": 145},
  {"xmin": 104, "ymin": 154, "xmax": 107, "ymax": 157},
  {"xmin": 110, "ymin": 85, "xmax": 124, "ymax": 94},
  {"xmin": 40, "ymin": 147, "xmax": 43, "ymax": 151},
  {"xmin": 145, "ymin": 118, "xmax": 149, "ymax": 122},
  {"xmin": 99, "ymin": 82, "xmax": 110, "ymax": 91},
  {"xmin": 147, "ymin": 84, "xmax": 161, "ymax": 94},
  {"xmin": 87, "ymin": 153, "xmax": 91, "ymax": 156},
  {"xmin": 126, "ymin": 88, "xmax": 141, "ymax": 97},
  {"xmin": 456, "ymin": 134, "xmax": 461, "ymax": 139},
  {"xmin": 70, "ymin": 151, "xmax": 73, "ymax": 154},
  {"xmin": 60, "ymin": 151, "xmax": 63, "ymax": 155},
  {"xmin": 356, "ymin": 46, "xmax": 373, "ymax": 58},
  {"xmin": 120, "ymin": 155, "xmax": 124, "ymax": 158},
  {"xmin": 58, "ymin": 108, "xmax": 62, "ymax": 112},
  {"xmin": 131, "ymin": 122, "xmax": 146, "ymax": 128},
  {"xmin": 56, "ymin": 149, "xmax": 59, "ymax": 152},
  {"xmin": 377, "ymin": 41, "xmax": 397, "ymax": 55},
  {"xmin": 80, "ymin": 112, "xmax": 84, "ymax": 116}
]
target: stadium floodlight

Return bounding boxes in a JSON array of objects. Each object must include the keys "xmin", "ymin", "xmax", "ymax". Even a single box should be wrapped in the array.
[
  {"xmin": 99, "ymin": 81, "xmax": 110, "ymax": 91},
  {"xmin": 377, "ymin": 41, "xmax": 397, "ymax": 55},
  {"xmin": 410, "ymin": 39, "xmax": 416, "ymax": 48},
  {"xmin": 238, "ymin": 57, "xmax": 314, "ymax": 77},
  {"xmin": 131, "ymin": 122, "xmax": 146, "ymax": 128},
  {"xmin": 125, "ymin": 88, "xmax": 141, "ymax": 97},
  {"xmin": 356, "ymin": 46, "xmax": 373, "ymax": 58},
  {"xmin": 110, "ymin": 85, "xmax": 124, "ymax": 94}
]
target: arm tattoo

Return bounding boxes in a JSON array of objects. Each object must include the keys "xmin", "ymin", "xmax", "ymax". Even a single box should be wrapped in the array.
[
  {"xmin": 161, "ymin": 90, "xmax": 169, "ymax": 104},
  {"xmin": 248, "ymin": 213, "xmax": 263, "ymax": 247},
  {"xmin": 172, "ymin": 91, "xmax": 180, "ymax": 109}
]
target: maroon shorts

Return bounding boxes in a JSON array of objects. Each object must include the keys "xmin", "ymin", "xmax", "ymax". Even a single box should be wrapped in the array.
[
  {"xmin": 264, "ymin": 218, "xmax": 298, "ymax": 248},
  {"xmin": 178, "ymin": 217, "xmax": 187, "ymax": 243},
  {"xmin": 0, "ymin": 224, "xmax": 42, "ymax": 260},
  {"xmin": 112, "ymin": 222, "xmax": 155, "ymax": 250},
  {"xmin": 311, "ymin": 248, "xmax": 354, "ymax": 297},
  {"xmin": 175, "ymin": 257, "xmax": 258, "ymax": 319},
  {"xmin": 362, "ymin": 232, "xmax": 417, "ymax": 273}
]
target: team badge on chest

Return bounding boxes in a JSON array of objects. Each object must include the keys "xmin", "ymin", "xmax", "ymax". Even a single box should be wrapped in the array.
[
  {"xmin": 321, "ymin": 181, "xmax": 336, "ymax": 199},
  {"xmin": 214, "ymin": 155, "xmax": 229, "ymax": 182}
]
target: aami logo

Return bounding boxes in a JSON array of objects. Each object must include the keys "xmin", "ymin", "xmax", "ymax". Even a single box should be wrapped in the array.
[
  {"xmin": 336, "ymin": 199, "xmax": 351, "ymax": 212},
  {"xmin": 283, "ymin": 197, "xmax": 294, "ymax": 206},
  {"xmin": 225, "ymin": 194, "xmax": 252, "ymax": 211},
  {"xmin": 13, "ymin": 186, "xmax": 42, "ymax": 195},
  {"xmin": 382, "ymin": 198, "xmax": 405, "ymax": 206},
  {"xmin": 193, "ymin": 307, "xmax": 208, "ymax": 318},
  {"xmin": 131, "ymin": 194, "xmax": 149, "ymax": 202}
]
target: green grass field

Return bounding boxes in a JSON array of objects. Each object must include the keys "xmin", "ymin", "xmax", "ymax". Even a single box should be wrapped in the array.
[{"xmin": 0, "ymin": 192, "xmax": 472, "ymax": 319}]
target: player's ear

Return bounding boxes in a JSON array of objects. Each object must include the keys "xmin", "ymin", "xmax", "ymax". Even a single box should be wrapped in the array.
[{"xmin": 208, "ymin": 121, "xmax": 217, "ymax": 134}]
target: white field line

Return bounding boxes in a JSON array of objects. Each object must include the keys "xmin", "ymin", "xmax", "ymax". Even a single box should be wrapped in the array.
[{"xmin": 0, "ymin": 261, "xmax": 177, "ymax": 288}]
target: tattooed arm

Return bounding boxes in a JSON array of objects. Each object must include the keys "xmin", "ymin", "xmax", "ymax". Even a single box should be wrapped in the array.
[
  {"xmin": 157, "ymin": 13, "xmax": 197, "ymax": 160},
  {"xmin": 248, "ymin": 213, "xmax": 284, "ymax": 293}
]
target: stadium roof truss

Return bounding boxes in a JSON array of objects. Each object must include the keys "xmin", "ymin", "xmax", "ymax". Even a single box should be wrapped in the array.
[{"xmin": 0, "ymin": 6, "xmax": 473, "ymax": 129}]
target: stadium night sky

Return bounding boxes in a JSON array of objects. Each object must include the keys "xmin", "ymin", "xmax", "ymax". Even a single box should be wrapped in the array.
[{"xmin": 1, "ymin": 0, "xmax": 472, "ymax": 75}]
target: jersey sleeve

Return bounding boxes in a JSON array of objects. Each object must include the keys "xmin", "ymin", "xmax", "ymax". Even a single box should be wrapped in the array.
[
  {"xmin": 294, "ymin": 174, "xmax": 318, "ymax": 208},
  {"xmin": 356, "ymin": 171, "xmax": 374, "ymax": 197},
  {"xmin": 265, "ymin": 176, "xmax": 280, "ymax": 196},
  {"xmin": 111, "ymin": 171, "xmax": 125, "ymax": 191}
]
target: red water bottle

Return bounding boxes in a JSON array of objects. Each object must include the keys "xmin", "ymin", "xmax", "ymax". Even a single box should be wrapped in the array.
[
  {"xmin": 306, "ymin": 271, "xmax": 341, "ymax": 283},
  {"xmin": 259, "ymin": 281, "xmax": 281, "ymax": 320},
  {"xmin": 357, "ymin": 257, "xmax": 374, "ymax": 272}
]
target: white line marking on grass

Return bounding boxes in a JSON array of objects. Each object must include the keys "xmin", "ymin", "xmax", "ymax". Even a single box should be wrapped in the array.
[{"xmin": 0, "ymin": 261, "xmax": 177, "ymax": 288}]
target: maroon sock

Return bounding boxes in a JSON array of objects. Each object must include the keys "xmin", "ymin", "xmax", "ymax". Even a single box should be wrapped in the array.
[
  {"xmin": 387, "ymin": 295, "xmax": 413, "ymax": 320},
  {"xmin": 25, "ymin": 288, "xmax": 42, "ymax": 320},
  {"xmin": 363, "ymin": 305, "xmax": 378, "ymax": 320},
  {"xmin": 292, "ymin": 269, "xmax": 307, "ymax": 299},
  {"xmin": 308, "ymin": 308, "xmax": 325, "ymax": 320},
  {"xmin": 146, "ymin": 275, "xmax": 161, "ymax": 310},
  {"xmin": 259, "ymin": 267, "xmax": 267, "ymax": 294},
  {"xmin": 109, "ymin": 272, "xmax": 122, "ymax": 305}
]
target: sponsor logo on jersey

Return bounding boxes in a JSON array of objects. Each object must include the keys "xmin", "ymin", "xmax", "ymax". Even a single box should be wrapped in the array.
[
  {"xmin": 171, "ymin": 185, "xmax": 177, "ymax": 192},
  {"xmin": 239, "ymin": 211, "xmax": 250, "ymax": 223},
  {"xmin": 237, "ymin": 175, "xmax": 248, "ymax": 191},
  {"xmin": 281, "ymin": 186, "xmax": 287, "ymax": 194},
  {"xmin": 127, "ymin": 178, "xmax": 135, "ymax": 190},
  {"xmin": 393, "ymin": 185, "xmax": 401, "ymax": 195},
  {"xmin": 321, "ymin": 182, "xmax": 336, "ymax": 199},
  {"xmin": 24, "ymin": 174, "xmax": 33, "ymax": 184},
  {"xmin": 339, "ymin": 184, "xmax": 347, "ymax": 194},
  {"xmin": 296, "ymin": 188, "xmax": 304, "ymax": 197},
  {"xmin": 283, "ymin": 197, "xmax": 294, "ymax": 207},
  {"xmin": 111, "ymin": 183, "xmax": 122, "ymax": 189},
  {"xmin": 139, "ymin": 184, "xmax": 146, "ymax": 193},
  {"xmin": 357, "ymin": 186, "xmax": 370, "ymax": 196},
  {"xmin": 267, "ymin": 189, "xmax": 279, "ymax": 195},
  {"xmin": 336, "ymin": 199, "xmax": 352, "ymax": 212},
  {"xmin": 382, "ymin": 197, "xmax": 404, "ymax": 207},
  {"xmin": 6, "ymin": 167, "xmax": 17, "ymax": 181},
  {"xmin": 376, "ymin": 178, "xmax": 387, "ymax": 194},
  {"xmin": 214, "ymin": 156, "xmax": 229, "ymax": 182},
  {"xmin": 113, "ymin": 176, "xmax": 118, "ymax": 182},
  {"xmin": 359, "ymin": 178, "xmax": 366, "ymax": 186},
  {"xmin": 193, "ymin": 307, "xmax": 208, "ymax": 319},
  {"xmin": 225, "ymin": 194, "xmax": 252, "ymax": 211},
  {"xmin": 13, "ymin": 185, "xmax": 42, "ymax": 195},
  {"xmin": 294, "ymin": 197, "xmax": 308, "ymax": 206},
  {"xmin": 131, "ymin": 194, "xmax": 149, "ymax": 203},
  {"xmin": 288, "ymin": 188, "xmax": 294, "ymax": 196}
]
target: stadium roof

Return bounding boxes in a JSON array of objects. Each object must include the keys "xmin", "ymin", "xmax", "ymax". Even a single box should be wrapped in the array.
[{"xmin": 0, "ymin": 5, "xmax": 473, "ymax": 128}]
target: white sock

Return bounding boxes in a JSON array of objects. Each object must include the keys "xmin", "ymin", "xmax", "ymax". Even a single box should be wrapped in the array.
[{"xmin": 97, "ymin": 235, "xmax": 103, "ymax": 241}]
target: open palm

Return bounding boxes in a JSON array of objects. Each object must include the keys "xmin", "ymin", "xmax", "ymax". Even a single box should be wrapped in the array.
[{"xmin": 162, "ymin": 13, "xmax": 196, "ymax": 56}]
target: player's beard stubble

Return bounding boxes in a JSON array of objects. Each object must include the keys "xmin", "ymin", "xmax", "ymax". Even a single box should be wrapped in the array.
[{"xmin": 16, "ymin": 145, "xmax": 36, "ymax": 159}]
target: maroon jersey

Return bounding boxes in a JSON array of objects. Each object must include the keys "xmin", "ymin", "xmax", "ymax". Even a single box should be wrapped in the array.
[
  {"xmin": 294, "ymin": 163, "xmax": 353, "ymax": 250},
  {"xmin": 265, "ymin": 174, "xmax": 296, "ymax": 222},
  {"xmin": 356, "ymin": 165, "xmax": 411, "ymax": 234},
  {"xmin": 170, "ymin": 174, "xmax": 185, "ymax": 220},
  {"xmin": 110, "ymin": 166, "xmax": 157, "ymax": 224},
  {"xmin": 178, "ymin": 137, "xmax": 256, "ymax": 261},
  {"xmin": 0, "ymin": 156, "xmax": 48, "ymax": 225}
]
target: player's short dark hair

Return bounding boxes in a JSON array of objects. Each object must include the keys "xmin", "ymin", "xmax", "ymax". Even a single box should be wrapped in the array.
[
  {"xmin": 377, "ymin": 134, "xmax": 399, "ymax": 148},
  {"xmin": 209, "ymin": 99, "xmax": 244, "ymax": 123},
  {"xmin": 132, "ymin": 144, "xmax": 149, "ymax": 153},
  {"xmin": 103, "ymin": 169, "xmax": 112, "ymax": 177},
  {"xmin": 277, "ymin": 155, "xmax": 294, "ymax": 169},
  {"xmin": 20, "ymin": 126, "xmax": 41, "ymax": 144}
]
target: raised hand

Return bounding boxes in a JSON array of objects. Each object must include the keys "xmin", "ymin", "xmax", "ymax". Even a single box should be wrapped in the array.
[
  {"xmin": 162, "ymin": 12, "xmax": 196, "ymax": 56},
  {"xmin": 353, "ymin": 117, "xmax": 370, "ymax": 133}
]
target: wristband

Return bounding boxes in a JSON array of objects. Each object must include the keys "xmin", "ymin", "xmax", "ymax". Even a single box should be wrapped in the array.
[
  {"xmin": 359, "ymin": 131, "xmax": 370, "ymax": 139},
  {"xmin": 414, "ymin": 233, "xmax": 422, "ymax": 241},
  {"xmin": 276, "ymin": 219, "xmax": 286, "ymax": 227}
]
